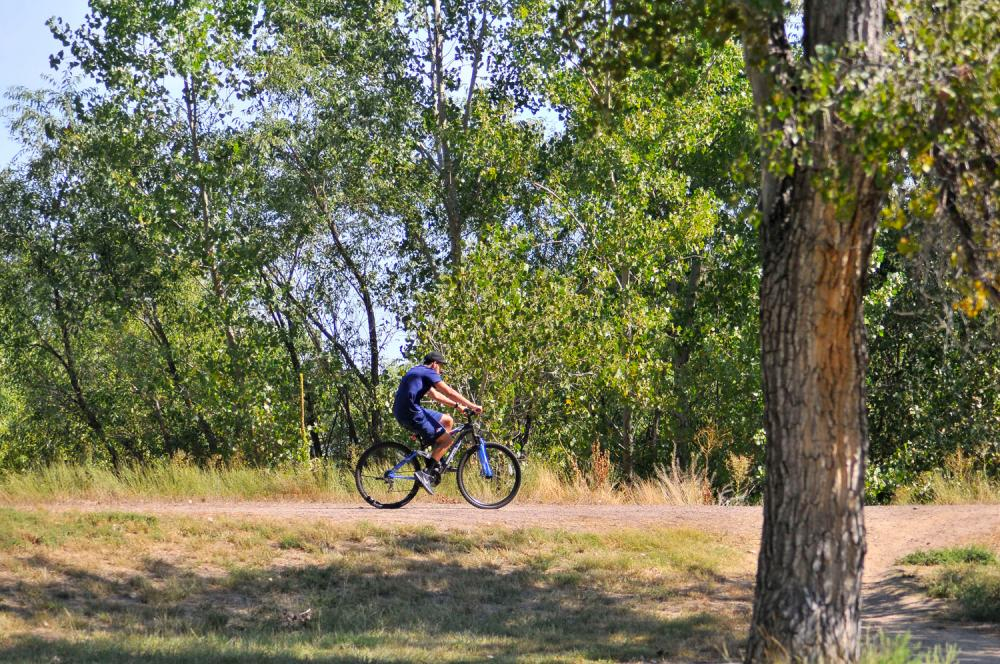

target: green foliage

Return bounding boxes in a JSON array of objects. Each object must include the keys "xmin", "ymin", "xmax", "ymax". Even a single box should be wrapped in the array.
[
  {"xmin": 411, "ymin": 39, "xmax": 761, "ymax": 484},
  {"xmin": 0, "ymin": 0, "xmax": 995, "ymax": 507},
  {"xmin": 865, "ymin": 228, "xmax": 1000, "ymax": 502}
]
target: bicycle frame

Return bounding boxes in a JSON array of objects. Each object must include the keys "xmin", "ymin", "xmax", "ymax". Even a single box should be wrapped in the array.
[{"xmin": 385, "ymin": 415, "xmax": 493, "ymax": 481}]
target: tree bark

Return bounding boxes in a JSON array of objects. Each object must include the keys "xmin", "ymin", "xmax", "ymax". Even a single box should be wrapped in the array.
[{"xmin": 742, "ymin": 1, "xmax": 886, "ymax": 661}]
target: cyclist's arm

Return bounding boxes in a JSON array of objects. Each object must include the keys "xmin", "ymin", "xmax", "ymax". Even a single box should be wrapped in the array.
[
  {"xmin": 427, "ymin": 387, "xmax": 458, "ymax": 409},
  {"xmin": 434, "ymin": 381, "xmax": 482, "ymax": 414}
]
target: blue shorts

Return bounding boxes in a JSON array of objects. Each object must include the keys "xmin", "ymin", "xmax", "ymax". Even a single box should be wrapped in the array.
[{"xmin": 395, "ymin": 406, "xmax": 446, "ymax": 445}]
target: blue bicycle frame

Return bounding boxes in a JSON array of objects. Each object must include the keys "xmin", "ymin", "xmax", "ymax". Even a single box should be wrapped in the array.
[{"xmin": 386, "ymin": 420, "xmax": 493, "ymax": 480}]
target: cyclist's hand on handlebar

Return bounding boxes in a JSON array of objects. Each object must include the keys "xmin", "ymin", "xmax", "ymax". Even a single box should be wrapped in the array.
[{"xmin": 466, "ymin": 404, "xmax": 483, "ymax": 415}]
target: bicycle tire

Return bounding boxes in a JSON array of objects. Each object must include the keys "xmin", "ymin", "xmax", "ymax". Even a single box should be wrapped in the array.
[
  {"xmin": 355, "ymin": 442, "xmax": 421, "ymax": 509},
  {"xmin": 457, "ymin": 442, "xmax": 521, "ymax": 509}
]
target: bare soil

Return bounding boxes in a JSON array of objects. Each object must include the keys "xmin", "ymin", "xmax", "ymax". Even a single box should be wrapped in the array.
[{"xmin": 20, "ymin": 500, "xmax": 1000, "ymax": 662}]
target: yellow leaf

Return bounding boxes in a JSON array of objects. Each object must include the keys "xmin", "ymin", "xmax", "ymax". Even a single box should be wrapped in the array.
[{"xmin": 916, "ymin": 152, "xmax": 934, "ymax": 174}]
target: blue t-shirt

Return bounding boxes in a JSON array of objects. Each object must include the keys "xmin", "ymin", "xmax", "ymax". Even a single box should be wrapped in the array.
[{"xmin": 392, "ymin": 365, "xmax": 442, "ymax": 420}]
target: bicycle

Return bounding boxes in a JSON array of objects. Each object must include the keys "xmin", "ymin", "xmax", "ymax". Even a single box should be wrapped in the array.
[{"xmin": 354, "ymin": 409, "xmax": 522, "ymax": 509}]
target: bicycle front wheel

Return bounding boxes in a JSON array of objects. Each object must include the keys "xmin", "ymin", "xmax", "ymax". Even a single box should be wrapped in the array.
[
  {"xmin": 355, "ymin": 442, "xmax": 421, "ymax": 509},
  {"xmin": 457, "ymin": 442, "xmax": 521, "ymax": 509}
]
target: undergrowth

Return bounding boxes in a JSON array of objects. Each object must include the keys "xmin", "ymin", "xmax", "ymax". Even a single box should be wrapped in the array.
[
  {"xmin": 898, "ymin": 545, "xmax": 1000, "ymax": 623},
  {"xmin": 893, "ymin": 450, "xmax": 1000, "ymax": 505}
]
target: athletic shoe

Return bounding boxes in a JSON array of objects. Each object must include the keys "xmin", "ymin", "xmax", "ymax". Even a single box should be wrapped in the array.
[
  {"xmin": 414, "ymin": 469, "xmax": 436, "ymax": 495},
  {"xmin": 424, "ymin": 459, "xmax": 443, "ymax": 485}
]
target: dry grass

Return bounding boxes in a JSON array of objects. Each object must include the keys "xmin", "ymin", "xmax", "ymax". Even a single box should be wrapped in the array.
[
  {"xmin": 893, "ymin": 450, "xmax": 1000, "ymax": 505},
  {"xmin": 0, "ymin": 507, "xmax": 753, "ymax": 663},
  {"xmin": 0, "ymin": 458, "xmax": 358, "ymax": 503},
  {"xmin": 0, "ymin": 457, "xmax": 727, "ymax": 506}
]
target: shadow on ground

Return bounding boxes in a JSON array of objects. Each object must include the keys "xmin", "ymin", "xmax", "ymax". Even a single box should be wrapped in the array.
[
  {"xmin": 863, "ymin": 573, "xmax": 1000, "ymax": 664},
  {"xmin": 0, "ymin": 529, "xmax": 750, "ymax": 663}
]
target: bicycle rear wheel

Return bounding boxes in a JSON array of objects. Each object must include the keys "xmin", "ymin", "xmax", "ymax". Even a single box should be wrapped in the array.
[
  {"xmin": 457, "ymin": 442, "xmax": 521, "ymax": 509},
  {"xmin": 355, "ymin": 442, "xmax": 421, "ymax": 509}
]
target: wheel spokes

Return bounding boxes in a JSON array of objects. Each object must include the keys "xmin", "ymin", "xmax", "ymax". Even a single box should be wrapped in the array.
[
  {"xmin": 359, "ymin": 449, "xmax": 416, "ymax": 502},
  {"xmin": 463, "ymin": 448, "xmax": 518, "ymax": 505}
]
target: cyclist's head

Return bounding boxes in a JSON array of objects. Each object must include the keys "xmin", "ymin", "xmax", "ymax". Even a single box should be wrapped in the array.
[{"xmin": 423, "ymin": 351, "xmax": 447, "ymax": 370}]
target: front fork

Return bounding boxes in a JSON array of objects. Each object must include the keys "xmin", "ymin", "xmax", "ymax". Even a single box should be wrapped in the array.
[{"xmin": 476, "ymin": 436, "xmax": 494, "ymax": 479}]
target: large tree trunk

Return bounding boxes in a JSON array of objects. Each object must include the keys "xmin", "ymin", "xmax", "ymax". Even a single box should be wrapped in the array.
[
  {"xmin": 746, "ymin": 162, "xmax": 882, "ymax": 662},
  {"xmin": 742, "ymin": 1, "xmax": 886, "ymax": 661}
]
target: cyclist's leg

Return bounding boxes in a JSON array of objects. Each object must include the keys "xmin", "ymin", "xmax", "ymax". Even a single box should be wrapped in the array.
[
  {"xmin": 418, "ymin": 407, "xmax": 451, "ymax": 461},
  {"xmin": 429, "ymin": 430, "xmax": 452, "ymax": 461},
  {"xmin": 434, "ymin": 410, "xmax": 455, "ymax": 433},
  {"xmin": 395, "ymin": 411, "xmax": 445, "ymax": 495}
]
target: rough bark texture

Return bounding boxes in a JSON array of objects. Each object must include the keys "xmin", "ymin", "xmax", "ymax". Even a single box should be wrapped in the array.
[
  {"xmin": 743, "ymin": 0, "xmax": 887, "ymax": 661},
  {"xmin": 747, "ymin": 161, "xmax": 882, "ymax": 663}
]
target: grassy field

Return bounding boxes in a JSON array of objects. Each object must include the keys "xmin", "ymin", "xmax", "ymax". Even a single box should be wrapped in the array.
[
  {"xmin": 898, "ymin": 541, "xmax": 1000, "ymax": 623},
  {"xmin": 0, "ymin": 508, "xmax": 755, "ymax": 663},
  {"xmin": 0, "ymin": 507, "xmax": 974, "ymax": 662}
]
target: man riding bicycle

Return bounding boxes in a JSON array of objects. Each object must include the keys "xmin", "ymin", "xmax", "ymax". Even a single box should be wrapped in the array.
[{"xmin": 392, "ymin": 351, "xmax": 482, "ymax": 495}]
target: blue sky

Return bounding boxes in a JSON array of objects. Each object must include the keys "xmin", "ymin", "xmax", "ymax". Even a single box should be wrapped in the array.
[{"xmin": 1, "ymin": 1, "xmax": 88, "ymax": 166}]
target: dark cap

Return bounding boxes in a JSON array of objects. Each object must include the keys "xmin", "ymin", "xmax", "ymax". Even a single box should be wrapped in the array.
[{"xmin": 423, "ymin": 351, "xmax": 447, "ymax": 365}]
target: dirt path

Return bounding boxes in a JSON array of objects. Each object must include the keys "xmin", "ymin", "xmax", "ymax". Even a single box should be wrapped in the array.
[{"xmin": 19, "ymin": 500, "xmax": 1000, "ymax": 661}]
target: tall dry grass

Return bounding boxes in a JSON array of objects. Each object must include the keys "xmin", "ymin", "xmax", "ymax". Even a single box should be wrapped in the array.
[
  {"xmin": 0, "ymin": 452, "xmax": 730, "ymax": 505},
  {"xmin": 894, "ymin": 450, "xmax": 1000, "ymax": 505},
  {"xmin": 0, "ymin": 457, "xmax": 358, "ymax": 502}
]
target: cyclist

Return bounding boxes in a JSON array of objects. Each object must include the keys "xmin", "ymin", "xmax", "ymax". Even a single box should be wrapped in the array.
[{"xmin": 392, "ymin": 351, "xmax": 482, "ymax": 494}]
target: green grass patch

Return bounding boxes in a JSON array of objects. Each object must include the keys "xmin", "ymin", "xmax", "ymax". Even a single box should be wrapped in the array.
[
  {"xmin": 898, "ymin": 545, "xmax": 1000, "ymax": 623},
  {"xmin": 897, "ymin": 546, "xmax": 998, "ymax": 567},
  {"xmin": 927, "ymin": 567, "xmax": 1000, "ymax": 622},
  {"xmin": 0, "ymin": 507, "xmax": 753, "ymax": 662},
  {"xmin": 860, "ymin": 633, "xmax": 958, "ymax": 664}
]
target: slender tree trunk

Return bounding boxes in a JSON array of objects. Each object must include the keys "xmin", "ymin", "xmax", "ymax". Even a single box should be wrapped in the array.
[
  {"xmin": 670, "ymin": 257, "xmax": 702, "ymax": 461},
  {"xmin": 182, "ymin": 74, "xmax": 243, "ymax": 401},
  {"xmin": 339, "ymin": 385, "xmax": 360, "ymax": 452},
  {"xmin": 741, "ymin": 1, "xmax": 886, "ymax": 661},
  {"xmin": 150, "ymin": 396, "xmax": 173, "ymax": 454},
  {"xmin": 44, "ymin": 290, "xmax": 117, "ymax": 465},
  {"xmin": 620, "ymin": 404, "xmax": 634, "ymax": 479},
  {"xmin": 429, "ymin": 0, "xmax": 464, "ymax": 269},
  {"xmin": 306, "ymin": 189, "xmax": 382, "ymax": 443},
  {"xmin": 142, "ymin": 302, "xmax": 219, "ymax": 457}
]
